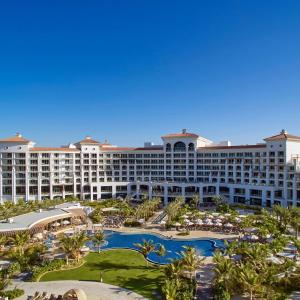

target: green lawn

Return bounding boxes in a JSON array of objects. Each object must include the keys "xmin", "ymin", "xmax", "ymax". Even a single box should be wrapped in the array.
[{"xmin": 40, "ymin": 249, "xmax": 164, "ymax": 299}]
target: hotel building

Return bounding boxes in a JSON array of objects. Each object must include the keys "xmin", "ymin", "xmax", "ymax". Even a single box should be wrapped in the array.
[{"xmin": 1, "ymin": 130, "xmax": 300, "ymax": 208}]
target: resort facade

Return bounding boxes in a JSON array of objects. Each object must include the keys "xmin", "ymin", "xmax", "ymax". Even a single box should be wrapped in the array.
[{"xmin": 1, "ymin": 129, "xmax": 300, "ymax": 208}]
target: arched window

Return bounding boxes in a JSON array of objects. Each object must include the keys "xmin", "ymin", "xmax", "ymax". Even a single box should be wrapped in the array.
[
  {"xmin": 166, "ymin": 143, "xmax": 171, "ymax": 152},
  {"xmin": 188, "ymin": 143, "xmax": 195, "ymax": 151},
  {"xmin": 174, "ymin": 142, "xmax": 186, "ymax": 152}
]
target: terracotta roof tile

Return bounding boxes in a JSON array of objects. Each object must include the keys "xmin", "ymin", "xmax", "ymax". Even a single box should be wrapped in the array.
[
  {"xmin": 199, "ymin": 144, "xmax": 266, "ymax": 150},
  {"xmin": 0, "ymin": 134, "xmax": 31, "ymax": 144},
  {"xmin": 264, "ymin": 130, "xmax": 300, "ymax": 141},
  {"xmin": 30, "ymin": 147, "xmax": 80, "ymax": 152},
  {"xmin": 162, "ymin": 132, "xmax": 199, "ymax": 139},
  {"xmin": 76, "ymin": 136, "xmax": 101, "ymax": 145}
]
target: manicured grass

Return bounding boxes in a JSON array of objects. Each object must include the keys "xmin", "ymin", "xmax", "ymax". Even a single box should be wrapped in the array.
[{"xmin": 40, "ymin": 249, "xmax": 164, "ymax": 299}]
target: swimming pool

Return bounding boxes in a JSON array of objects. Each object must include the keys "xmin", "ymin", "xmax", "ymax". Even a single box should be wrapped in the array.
[{"xmin": 86, "ymin": 230, "xmax": 224, "ymax": 264}]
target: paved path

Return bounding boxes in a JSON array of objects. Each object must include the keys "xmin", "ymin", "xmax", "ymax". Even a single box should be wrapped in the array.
[
  {"xmin": 10, "ymin": 280, "xmax": 146, "ymax": 300},
  {"xmin": 196, "ymin": 260, "xmax": 215, "ymax": 300}
]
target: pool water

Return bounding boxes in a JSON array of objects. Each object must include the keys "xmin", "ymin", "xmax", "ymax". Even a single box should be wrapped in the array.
[{"xmin": 86, "ymin": 230, "xmax": 224, "ymax": 264}]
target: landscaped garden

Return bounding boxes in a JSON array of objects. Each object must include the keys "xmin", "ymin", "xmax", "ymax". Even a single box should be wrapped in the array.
[{"xmin": 40, "ymin": 249, "xmax": 165, "ymax": 299}]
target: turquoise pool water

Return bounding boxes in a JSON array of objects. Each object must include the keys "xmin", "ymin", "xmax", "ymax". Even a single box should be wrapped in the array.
[{"xmin": 86, "ymin": 230, "xmax": 224, "ymax": 264}]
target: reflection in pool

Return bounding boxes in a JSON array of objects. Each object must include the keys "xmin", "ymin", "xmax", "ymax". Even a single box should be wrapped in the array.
[{"xmin": 86, "ymin": 230, "xmax": 224, "ymax": 264}]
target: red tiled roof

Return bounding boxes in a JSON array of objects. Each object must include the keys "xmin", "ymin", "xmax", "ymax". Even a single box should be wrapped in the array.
[
  {"xmin": 264, "ymin": 130, "xmax": 300, "ymax": 141},
  {"xmin": 161, "ymin": 132, "xmax": 199, "ymax": 139},
  {"xmin": 30, "ymin": 147, "xmax": 80, "ymax": 152},
  {"xmin": 0, "ymin": 134, "xmax": 31, "ymax": 144},
  {"xmin": 76, "ymin": 136, "xmax": 101, "ymax": 145},
  {"xmin": 100, "ymin": 146, "xmax": 163, "ymax": 151},
  {"xmin": 198, "ymin": 144, "xmax": 267, "ymax": 150}
]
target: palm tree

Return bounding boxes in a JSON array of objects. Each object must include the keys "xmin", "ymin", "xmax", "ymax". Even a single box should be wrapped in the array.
[
  {"xmin": 162, "ymin": 279, "xmax": 178, "ymax": 300},
  {"xmin": 155, "ymin": 243, "xmax": 166, "ymax": 263},
  {"xmin": 10, "ymin": 231, "xmax": 30, "ymax": 255},
  {"xmin": 59, "ymin": 231, "xmax": 88, "ymax": 264},
  {"xmin": 213, "ymin": 251, "xmax": 235, "ymax": 294},
  {"xmin": 238, "ymin": 264, "xmax": 261, "ymax": 300},
  {"xmin": 134, "ymin": 239, "xmax": 155, "ymax": 266},
  {"xmin": 179, "ymin": 246, "xmax": 204, "ymax": 281},
  {"xmin": 93, "ymin": 231, "xmax": 105, "ymax": 253}
]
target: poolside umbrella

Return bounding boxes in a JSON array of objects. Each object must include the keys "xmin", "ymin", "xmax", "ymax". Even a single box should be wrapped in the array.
[
  {"xmin": 196, "ymin": 219, "xmax": 203, "ymax": 225},
  {"xmin": 182, "ymin": 214, "xmax": 188, "ymax": 218},
  {"xmin": 174, "ymin": 222, "xmax": 181, "ymax": 227},
  {"xmin": 224, "ymin": 213, "xmax": 231, "ymax": 217},
  {"xmin": 138, "ymin": 219, "xmax": 145, "ymax": 223},
  {"xmin": 218, "ymin": 215, "xmax": 225, "ymax": 219},
  {"xmin": 188, "ymin": 221, "xmax": 194, "ymax": 226},
  {"xmin": 53, "ymin": 222, "xmax": 60, "ymax": 227},
  {"xmin": 160, "ymin": 220, "xmax": 166, "ymax": 225},
  {"xmin": 198, "ymin": 211, "xmax": 206, "ymax": 215},
  {"xmin": 211, "ymin": 212, "xmax": 220, "ymax": 216},
  {"xmin": 215, "ymin": 222, "xmax": 222, "ymax": 227},
  {"xmin": 63, "ymin": 220, "xmax": 70, "ymax": 225},
  {"xmin": 214, "ymin": 218, "xmax": 222, "ymax": 223}
]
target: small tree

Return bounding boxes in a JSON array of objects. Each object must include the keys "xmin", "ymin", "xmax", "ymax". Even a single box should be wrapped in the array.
[{"xmin": 93, "ymin": 231, "xmax": 105, "ymax": 253}]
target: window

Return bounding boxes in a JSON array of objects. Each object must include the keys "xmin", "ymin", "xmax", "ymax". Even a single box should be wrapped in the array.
[
  {"xmin": 174, "ymin": 142, "xmax": 186, "ymax": 152},
  {"xmin": 188, "ymin": 143, "xmax": 195, "ymax": 151}
]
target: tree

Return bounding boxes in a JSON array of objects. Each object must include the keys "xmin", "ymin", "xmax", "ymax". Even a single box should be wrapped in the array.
[
  {"xmin": 134, "ymin": 239, "xmax": 155, "ymax": 267},
  {"xmin": 93, "ymin": 231, "xmax": 105, "ymax": 253},
  {"xmin": 179, "ymin": 246, "xmax": 204, "ymax": 282},
  {"xmin": 155, "ymin": 243, "xmax": 166, "ymax": 264},
  {"xmin": 162, "ymin": 279, "xmax": 178, "ymax": 300},
  {"xmin": 10, "ymin": 232, "xmax": 30, "ymax": 255},
  {"xmin": 238, "ymin": 264, "xmax": 262, "ymax": 300},
  {"xmin": 190, "ymin": 194, "xmax": 199, "ymax": 209},
  {"xmin": 59, "ymin": 231, "xmax": 88, "ymax": 264}
]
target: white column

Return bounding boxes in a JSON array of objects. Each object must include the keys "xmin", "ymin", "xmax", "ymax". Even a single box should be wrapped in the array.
[
  {"xmin": 261, "ymin": 189, "xmax": 267, "ymax": 207},
  {"xmin": 37, "ymin": 172, "xmax": 42, "ymax": 201},
  {"xmin": 73, "ymin": 174, "xmax": 77, "ymax": 198},
  {"xmin": 25, "ymin": 166, "xmax": 30, "ymax": 201},
  {"xmin": 163, "ymin": 184, "xmax": 168, "ymax": 206},
  {"xmin": 229, "ymin": 186, "xmax": 234, "ymax": 203},
  {"xmin": 12, "ymin": 166, "xmax": 16, "ymax": 203},
  {"xmin": 292, "ymin": 176, "xmax": 297, "ymax": 206},
  {"xmin": 148, "ymin": 183, "xmax": 153, "ymax": 199},
  {"xmin": 112, "ymin": 184, "xmax": 116, "ymax": 198},
  {"xmin": 0, "ymin": 166, "xmax": 3, "ymax": 204},
  {"xmin": 136, "ymin": 182, "xmax": 140, "ymax": 200}
]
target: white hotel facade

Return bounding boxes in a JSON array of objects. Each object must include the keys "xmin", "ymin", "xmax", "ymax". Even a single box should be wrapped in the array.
[{"xmin": 1, "ymin": 129, "xmax": 300, "ymax": 208}]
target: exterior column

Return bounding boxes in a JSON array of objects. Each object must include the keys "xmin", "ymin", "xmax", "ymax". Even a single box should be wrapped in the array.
[
  {"xmin": 50, "ymin": 172, "xmax": 54, "ymax": 200},
  {"xmin": 112, "ymin": 185, "xmax": 116, "ymax": 198},
  {"xmin": 0, "ymin": 167, "xmax": 3, "ymax": 204},
  {"xmin": 37, "ymin": 172, "xmax": 42, "ymax": 201},
  {"xmin": 229, "ymin": 186, "xmax": 234, "ymax": 204},
  {"xmin": 136, "ymin": 182, "xmax": 140, "ymax": 200},
  {"xmin": 270, "ymin": 190, "xmax": 275, "ymax": 207},
  {"xmin": 292, "ymin": 177, "xmax": 297, "ymax": 207},
  {"xmin": 163, "ymin": 184, "xmax": 168, "ymax": 206},
  {"xmin": 12, "ymin": 166, "xmax": 16, "ymax": 203},
  {"xmin": 25, "ymin": 166, "xmax": 30, "ymax": 201},
  {"xmin": 261, "ymin": 189, "xmax": 267, "ymax": 207},
  {"xmin": 127, "ymin": 184, "xmax": 132, "ymax": 196},
  {"xmin": 148, "ymin": 183, "xmax": 153, "ymax": 199},
  {"xmin": 73, "ymin": 174, "xmax": 77, "ymax": 198},
  {"xmin": 245, "ymin": 189, "xmax": 250, "ymax": 204},
  {"xmin": 199, "ymin": 185, "xmax": 204, "ymax": 205},
  {"xmin": 181, "ymin": 185, "xmax": 185, "ymax": 199}
]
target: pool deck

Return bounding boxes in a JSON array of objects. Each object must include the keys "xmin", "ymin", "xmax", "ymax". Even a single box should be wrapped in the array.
[
  {"xmin": 107, "ymin": 224, "xmax": 238, "ymax": 241},
  {"xmin": 10, "ymin": 280, "xmax": 146, "ymax": 300}
]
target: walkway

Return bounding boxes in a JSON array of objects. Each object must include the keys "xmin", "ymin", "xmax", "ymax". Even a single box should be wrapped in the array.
[
  {"xmin": 10, "ymin": 280, "xmax": 146, "ymax": 300},
  {"xmin": 196, "ymin": 258, "xmax": 215, "ymax": 300}
]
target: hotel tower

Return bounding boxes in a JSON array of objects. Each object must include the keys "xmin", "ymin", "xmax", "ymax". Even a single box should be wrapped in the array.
[{"xmin": 1, "ymin": 129, "xmax": 300, "ymax": 208}]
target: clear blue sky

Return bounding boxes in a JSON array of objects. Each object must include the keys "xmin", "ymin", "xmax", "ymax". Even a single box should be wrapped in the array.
[{"xmin": 0, "ymin": 0, "xmax": 299, "ymax": 147}]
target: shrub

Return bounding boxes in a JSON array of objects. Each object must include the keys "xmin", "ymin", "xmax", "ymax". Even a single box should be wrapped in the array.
[
  {"xmin": 177, "ymin": 231, "xmax": 190, "ymax": 236},
  {"xmin": 30, "ymin": 259, "xmax": 66, "ymax": 281},
  {"xmin": 124, "ymin": 220, "xmax": 141, "ymax": 227},
  {"xmin": 0, "ymin": 288, "xmax": 24, "ymax": 299}
]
